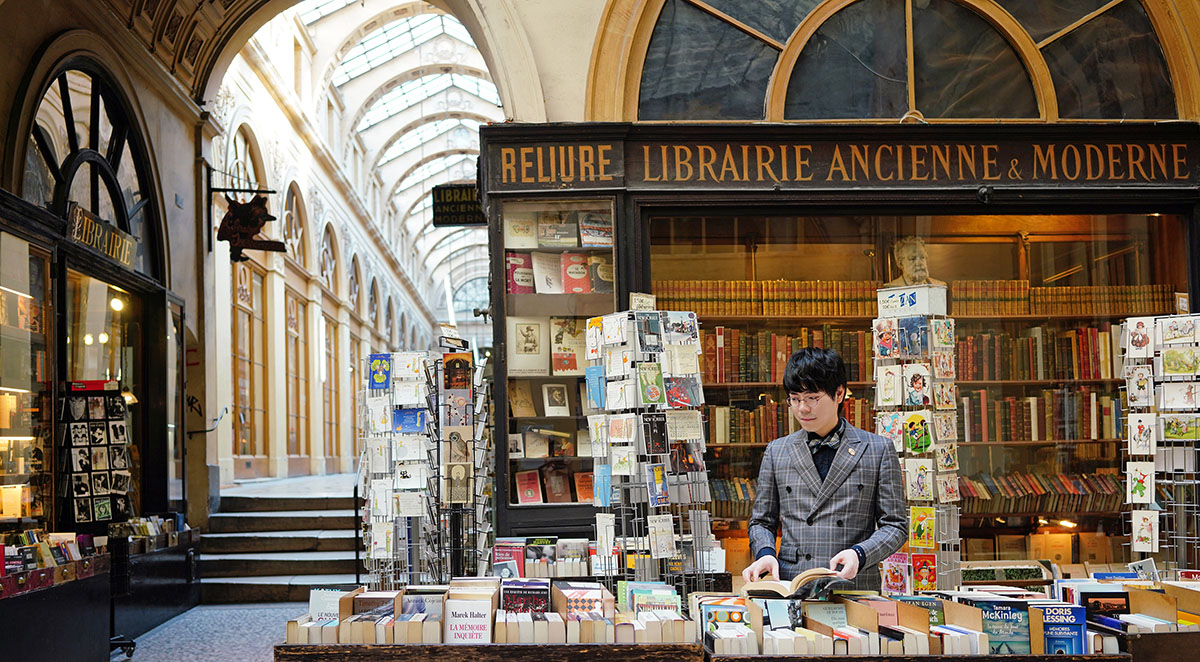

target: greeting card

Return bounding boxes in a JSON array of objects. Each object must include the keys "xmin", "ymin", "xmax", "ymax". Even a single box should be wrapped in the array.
[
  {"xmin": 1161, "ymin": 414, "xmax": 1198, "ymax": 441},
  {"xmin": 601, "ymin": 313, "xmax": 626, "ymax": 345},
  {"xmin": 1162, "ymin": 347, "xmax": 1200, "ymax": 375},
  {"xmin": 932, "ymin": 382, "xmax": 957, "ymax": 410},
  {"xmin": 1131, "ymin": 509, "xmax": 1160, "ymax": 553},
  {"xmin": 875, "ymin": 364, "xmax": 902, "ymax": 407},
  {"xmin": 912, "ymin": 553, "xmax": 937, "ymax": 591},
  {"xmin": 932, "ymin": 411, "xmax": 957, "ymax": 442},
  {"xmin": 931, "ymin": 350, "xmax": 955, "ymax": 379},
  {"xmin": 909, "ymin": 506, "xmax": 935, "ymax": 548},
  {"xmin": 587, "ymin": 414, "xmax": 610, "ymax": 457},
  {"xmin": 611, "ymin": 446, "xmax": 636, "ymax": 476},
  {"xmin": 1127, "ymin": 413, "xmax": 1157, "ymax": 455},
  {"xmin": 634, "ymin": 311, "xmax": 664, "ymax": 354},
  {"xmin": 902, "ymin": 363, "xmax": 931, "ymax": 406},
  {"xmin": 1126, "ymin": 461, "xmax": 1155, "ymax": 504},
  {"xmin": 586, "ymin": 316, "xmax": 604, "ymax": 360},
  {"xmin": 663, "ymin": 311, "xmax": 700, "ymax": 344},
  {"xmin": 931, "ymin": 318, "xmax": 955, "ymax": 348},
  {"xmin": 1160, "ymin": 381, "xmax": 1199, "ymax": 410},
  {"xmin": 881, "ymin": 552, "xmax": 910, "ymax": 596},
  {"xmin": 1125, "ymin": 317, "xmax": 1154, "ymax": 358},
  {"xmin": 1126, "ymin": 364, "xmax": 1154, "ymax": 407},
  {"xmin": 904, "ymin": 410, "xmax": 933, "ymax": 453},
  {"xmin": 934, "ymin": 444, "xmax": 959, "ymax": 472},
  {"xmin": 873, "ymin": 318, "xmax": 897, "ymax": 358},
  {"xmin": 644, "ymin": 463, "xmax": 670, "ymax": 506},
  {"xmin": 905, "ymin": 458, "xmax": 934, "ymax": 501},
  {"xmin": 936, "ymin": 474, "xmax": 960, "ymax": 503},
  {"xmin": 637, "ymin": 361, "xmax": 667, "ymax": 406},
  {"xmin": 876, "ymin": 411, "xmax": 905, "ymax": 452},
  {"xmin": 368, "ymin": 353, "xmax": 392, "ymax": 390},
  {"xmin": 897, "ymin": 316, "xmax": 930, "ymax": 358},
  {"xmin": 1158, "ymin": 316, "xmax": 1196, "ymax": 345}
]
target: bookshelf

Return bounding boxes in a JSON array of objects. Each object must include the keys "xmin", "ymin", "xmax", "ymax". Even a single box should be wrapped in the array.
[
  {"xmin": 647, "ymin": 212, "xmax": 1189, "ymax": 559},
  {"xmin": 494, "ymin": 199, "xmax": 617, "ymax": 536}
]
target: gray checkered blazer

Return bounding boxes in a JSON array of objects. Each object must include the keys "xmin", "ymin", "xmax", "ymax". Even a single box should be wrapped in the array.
[{"xmin": 748, "ymin": 421, "xmax": 907, "ymax": 592}]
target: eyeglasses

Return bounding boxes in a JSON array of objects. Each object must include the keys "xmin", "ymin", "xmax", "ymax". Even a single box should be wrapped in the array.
[{"xmin": 787, "ymin": 393, "xmax": 827, "ymax": 408}]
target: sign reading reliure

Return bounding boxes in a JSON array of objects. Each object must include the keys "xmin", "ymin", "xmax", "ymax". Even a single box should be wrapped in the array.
[
  {"xmin": 67, "ymin": 204, "xmax": 138, "ymax": 269},
  {"xmin": 483, "ymin": 126, "xmax": 1199, "ymax": 192},
  {"xmin": 432, "ymin": 183, "xmax": 486, "ymax": 227}
]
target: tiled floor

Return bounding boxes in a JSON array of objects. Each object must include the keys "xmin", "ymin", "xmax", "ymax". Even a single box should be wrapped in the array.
[
  {"xmin": 121, "ymin": 602, "xmax": 305, "ymax": 661},
  {"xmin": 222, "ymin": 472, "xmax": 357, "ymax": 498}
]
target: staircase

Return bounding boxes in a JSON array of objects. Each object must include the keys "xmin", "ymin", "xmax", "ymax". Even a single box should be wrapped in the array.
[{"xmin": 199, "ymin": 487, "xmax": 363, "ymax": 603}]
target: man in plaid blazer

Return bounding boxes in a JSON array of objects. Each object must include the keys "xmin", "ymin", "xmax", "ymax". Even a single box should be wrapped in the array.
[{"xmin": 743, "ymin": 348, "xmax": 907, "ymax": 592}]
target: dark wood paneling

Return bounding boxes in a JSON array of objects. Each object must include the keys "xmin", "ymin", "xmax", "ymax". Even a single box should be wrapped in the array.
[{"xmin": 276, "ymin": 643, "xmax": 703, "ymax": 662}]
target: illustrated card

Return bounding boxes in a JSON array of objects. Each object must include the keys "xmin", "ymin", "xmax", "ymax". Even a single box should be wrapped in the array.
[
  {"xmin": 1125, "ymin": 364, "xmax": 1154, "ymax": 407},
  {"xmin": 541, "ymin": 383, "xmax": 571, "ymax": 417},
  {"xmin": 88, "ymin": 396, "xmax": 106, "ymax": 420},
  {"xmin": 663, "ymin": 376, "xmax": 704, "ymax": 408},
  {"xmin": 70, "ymin": 473, "xmax": 91, "ymax": 497},
  {"xmin": 904, "ymin": 410, "xmax": 933, "ymax": 453},
  {"xmin": 601, "ymin": 313, "xmax": 626, "ymax": 345},
  {"xmin": 74, "ymin": 497, "xmax": 92, "ymax": 523},
  {"xmin": 88, "ymin": 421, "xmax": 108, "ymax": 445},
  {"xmin": 69, "ymin": 422, "xmax": 89, "ymax": 447},
  {"xmin": 1160, "ymin": 381, "xmax": 1199, "ymax": 410},
  {"xmin": 108, "ymin": 445, "xmax": 130, "ymax": 470},
  {"xmin": 367, "ymin": 353, "xmax": 392, "ymax": 390},
  {"xmin": 904, "ymin": 458, "xmax": 934, "ymax": 501},
  {"xmin": 897, "ymin": 316, "xmax": 930, "ymax": 358},
  {"xmin": 605, "ymin": 346, "xmax": 633, "ymax": 377},
  {"xmin": 91, "ymin": 471, "xmax": 110, "ymax": 496},
  {"xmin": 932, "ymin": 382, "xmax": 957, "ymax": 410},
  {"xmin": 93, "ymin": 496, "xmax": 112, "ymax": 522},
  {"xmin": 610, "ymin": 445, "xmax": 636, "ymax": 476},
  {"xmin": 912, "ymin": 553, "xmax": 938, "ymax": 591},
  {"xmin": 1158, "ymin": 316, "xmax": 1196, "ymax": 345},
  {"xmin": 873, "ymin": 318, "xmax": 897, "ymax": 358},
  {"xmin": 636, "ymin": 361, "xmax": 667, "ymax": 406},
  {"xmin": 931, "ymin": 349, "xmax": 955, "ymax": 379},
  {"xmin": 634, "ymin": 311, "xmax": 664, "ymax": 355},
  {"xmin": 881, "ymin": 552, "xmax": 910, "ymax": 596},
  {"xmin": 1125, "ymin": 317, "xmax": 1154, "ymax": 358},
  {"xmin": 107, "ymin": 420, "xmax": 128, "ymax": 445},
  {"xmin": 1126, "ymin": 461, "xmax": 1155, "ymax": 504},
  {"xmin": 932, "ymin": 411, "xmax": 958, "ymax": 442},
  {"xmin": 1162, "ymin": 347, "xmax": 1200, "ymax": 375},
  {"xmin": 90, "ymin": 446, "xmax": 109, "ymax": 471},
  {"xmin": 106, "ymin": 395, "xmax": 127, "ymax": 419},
  {"xmin": 586, "ymin": 316, "xmax": 604, "ymax": 360},
  {"xmin": 1161, "ymin": 414, "xmax": 1198, "ymax": 441},
  {"xmin": 902, "ymin": 363, "xmax": 931, "ymax": 406},
  {"xmin": 1127, "ymin": 413, "xmax": 1157, "ymax": 455},
  {"xmin": 875, "ymin": 364, "xmax": 902, "ymax": 407},
  {"xmin": 605, "ymin": 378, "xmax": 636, "ymax": 410},
  {"xmin": 936, "ymin": 474, "xmax": 960, "ymax": 503},
  {"xmin": 931, "ymin": 318, "xmax": 955, "ymax": 348},
  {"xmin": 934, "ymin": 444, "xmax": 959, "ymax": 472},
  {"xmin": 663, "ymin": 311, "xmax": 699, "ymax": 345},
  {"xmin": 1131, "ymin": 510, "xmax": 1160, "ymax": 553},
  {"xmin": 909, "ymin": 506, "xmax": 935, "ymax": 549},
  {"xmin": 876, "ymin": 411, "xmax": 906, "ymax": 452}
]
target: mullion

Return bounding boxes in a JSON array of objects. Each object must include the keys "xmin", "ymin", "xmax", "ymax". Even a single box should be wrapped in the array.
[
  {"xmin": 90, "ymin": 77, "xmax": 101, "ymax": 152},
  {"xmin": 32, "ymin": 125, "xmax": 63, "ymax": 183},
  {"xmin": 58, "ymin": 74, "xmax": 79, "ymax": 154},
  {"xmin": 107, "ymin": 123, "xmax": 127, "ymax": 171}
]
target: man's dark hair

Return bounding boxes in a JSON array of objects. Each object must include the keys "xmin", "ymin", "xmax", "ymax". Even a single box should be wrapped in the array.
[{"xmin": 783, "ymin": 347, "xmax": 847, "ymax": 403}]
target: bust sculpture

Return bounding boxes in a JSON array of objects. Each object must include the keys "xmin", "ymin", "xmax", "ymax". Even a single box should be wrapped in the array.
[{"xmin": 885, "ymin": 236, "xmax": 946, "ymax": 287}]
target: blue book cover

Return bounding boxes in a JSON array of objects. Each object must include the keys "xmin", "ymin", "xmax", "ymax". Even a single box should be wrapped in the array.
[
  {"xmin": 585, "ymin": 365, "xmax": 606, "ymax": 409},
  {"xmin": 644, "ymin": 462, "xmax": 669, "ymax": 506},
  {"xmin": 368, "ymin": 353, "xmax": 392, "ymax": 390},
  {"xmin": 1033, "ymin": 604, "xmax": 1087, "ymax": 654},
  {"xmin": 962, "ymin": 598, "xmax": 1031, "ymax": 654},
  {"xmin": 594, "ymin": 463, "xmax": 612, "ymax": 507},
  {"xmin": 393, "ymin": 407, "xmax": 427, "ymax": 434}
]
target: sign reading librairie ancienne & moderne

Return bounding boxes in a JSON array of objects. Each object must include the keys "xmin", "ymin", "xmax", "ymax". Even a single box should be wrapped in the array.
[{"xmin": 67, "ymin": 204, "xmax": 138, "ymax": 269}]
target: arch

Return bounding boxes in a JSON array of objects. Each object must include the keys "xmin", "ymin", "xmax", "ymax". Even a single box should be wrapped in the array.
[
  {"xmin": 319, "ymin": 222, "xmax": 342, "ymax": 296},
  {"xmin": 398, "ymin": 310, "xmax": 408, "ymax": 349},
  {"xmin": 348, "ymin": 254, "xmax": 363, "ymax": 317},
  {"xmin": 282, "ymin": 182, "xmax": 312, "ymax": 269},
  {"xmin": 764, "ymin": 0, "xmax": 1058, "ymax": 121},
  {"xmin": 385, "ymin": 297, "xmax": 396, "ymax": 347},
  {"xmin": 357, "ymin": 72, "xmax": 499, "ymax": 132},
  {"xmin": 345, "ymin": 62, "xmax": 492, "ymax": 133},
  {"xmin": 368, "ymin": 276, "xmax": 380, "ymax": 329},
  {"xmin": 4, "ymin": 31, "xmax": 169, "ymax": 284},
  {"xmin": 423, "ymin": 225, "xmax": 481, "ymax": 255},
  {"xmin": 368, "ymin": 110, "xmax": 494, "ymax": 167},
  {"xmin": 316, "ymin": 3, "xmax": 456, "ymax": 90},
  {"xmin": 386, "ymin": 149, "xmax": 478, "ymax": 201},
  {"xmin": 196, "ymin": 0, "xmax": 547, "ymax": 121}
]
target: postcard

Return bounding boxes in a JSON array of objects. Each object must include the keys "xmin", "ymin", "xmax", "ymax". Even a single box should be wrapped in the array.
[
  {"xmin": 608, "ymin": 413, "xmax": 638, "ymax": 444},
  {"xmin": 936, "ymin": 474, "xmax": 960, "ymax": 503},
  {"xmin": 588, "ymin": 414, "xmax": 610, "ymax": 456},
  {"xmin": 882, "ymin": 553, "xmax": 910, "ymax": 595},
  {"xmin": 932, "ymin": 382, "xmax": 957, "ymax": 410},
  {"xmin": 1126, "ymin": 364, "xmax": 1154, "ymax": 407},
  {"xmin": 586, "ymin": 316, "xmax": 604, "ymax": 360},
  {"xmin": 1126, "ymin": 461, "xmax": 1155, "ymax": 504},
  {"xmin": 931, "ymin": 318, "xmax": 955, "ymax": 348},
  {"xmin": 1158, "ymin": 316, "xmax": 1195, "ymax": 345},
  {"xmin": 873, "ymin": 318, "xmax": 897, "ymax": 358},
  {"xmin": 912, "ymin": 553, "xmax": 938, "ymax": 591},
  {"xmin": 904, "ymin": 410, "xmax": 933, "ymax": 453},
  {"xmin": 611, "ymin": 445, "xmax": 636, "ymax": 476},
  {"xmin": 645, "ymin": 463, "xmax": 670, "ymax": 506},
  {"xmin": 634, "ymin": 311, "xmax": 664, "ymax": 354},
  {"xmin": 932, "ymin": 349, "xmax": 955, "ymax": 379},
  {"xmin": 876, "ymin": 411, "xmax": 906, "ymax": 452},
  {"xmin": 665, "ymin": 409, "xmax": 704, "ymax": 441},
  {"xmin": 1162, "ymin": 347, "xmax": 1199, "ymax": 375},
  {"xmin": 934, "ymin": 444, "xmax": 959, "ymax": 472},
  {"xmin": 905, "ymin": 458, "xmax": 935, "ymax": 500},
  {"xmin": 1125, "ymin": 316, "xmax": 1154, "ymax": 358},
  {"xmin": 875, "ymin": 364, "xmax": 902, "ymax": 407},
  {"xmin": 647, "ymin": 514, "xmax": 676, "ymax": 559},
  {"xmin": 602, "ymin": 313, "xmax": 627, "ymax": 345},
  {"xmin": 1131, "ymin": 510, "xmax": 1160, "ymax": 553},
  {"xmin": 368, "ymin": 353, "xmax": 392, "ymax": 390},
  {"xmin": 541, "ymin": 383, "xmax": 571, "ymax": 417},
  {"xmin": 1160, "ymin": 381, "xmax": 1199, "ymax": 410},
  {"xmin": 637, "ymin": 361, "xmax": 667, "ymax": 406},
  {"xmin": 605, "ymin": 378, "xmax": 636, "ymax": 410},
  {"xmin": 897, "ymin": 316, "xmax": 929, "ymax": 358},
  {"xmin": 903, "ymin": 363, "xmax": 931, "ymax": 406},
  {"xmin": 932, "ymin": 411, "xmax": 957, "ymax": 442},
  {"xmin": 909, "ymin": 506, "xmax": 935, "ymax": 549},
  {"xmin": 1161, "ymin": 413, "xmax": 1198, "ymax": 441},
  {"xmin": 605, "ymin": 346, "xmax": 633, "ymax": 377},
  {"xmin": 663, "ymin": 311, "xmax": 699, "ymax": 345},
  {"xmin": 664, "ymin": 376, "xmax": 704, "ymax": 408},
  {"xmin": 1127, "ymin": 413, "xmax": 1156, "ymax": 455}
]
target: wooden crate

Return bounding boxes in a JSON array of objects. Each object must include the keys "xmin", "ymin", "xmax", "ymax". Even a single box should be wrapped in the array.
[{"xmin": 275, "ymin": 643, "xmax": 704, "ymax": 662}]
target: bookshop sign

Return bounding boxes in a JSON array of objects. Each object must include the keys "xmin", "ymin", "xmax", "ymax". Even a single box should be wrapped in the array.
[
  {"xmin": 484, "ymin": 125, "xmax": 1200, "ymax": 192},
  {"xmin": 431, "ymin": 183, "xmax": 486, "ymax": 227},
  {"xmin": 67, "ymin": 203, "xmax": 138, "ymax": 269}
]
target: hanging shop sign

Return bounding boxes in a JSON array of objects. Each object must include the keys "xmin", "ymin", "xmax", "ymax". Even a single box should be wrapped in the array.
[
  {"xmin": 216, "ymin": 194, "xmax": 286, "ymax": 263},
  {"xmin": 431, "ymin": 183, "xmax": 486, "ymax": 227},
  {"xmin": 483, "ymin": 125, "xmax": 1200, "ymax": 192},
  {"xmin": 67, "ymin": 204, "xmax": 138, "ymax": 269}
]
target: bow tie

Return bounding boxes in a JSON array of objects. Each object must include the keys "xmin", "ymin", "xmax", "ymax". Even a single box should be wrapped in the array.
[{"xmin": 806, "ymin": 421, "xmax": 844, "ymax": 451}]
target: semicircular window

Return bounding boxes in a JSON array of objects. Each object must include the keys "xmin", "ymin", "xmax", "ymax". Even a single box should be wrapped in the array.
[{"xmin": 22, "ymin": 65, "xmax": 161, "ymax": 280}]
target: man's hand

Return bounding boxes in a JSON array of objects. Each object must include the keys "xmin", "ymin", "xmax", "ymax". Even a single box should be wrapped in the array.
[
  {"xmin": 829, "ymin": 549, "xmax": 860, "ymax": 580},
  {"xmin": 741, "ymin": 555, "xmax": 780, "ymax": 584}
]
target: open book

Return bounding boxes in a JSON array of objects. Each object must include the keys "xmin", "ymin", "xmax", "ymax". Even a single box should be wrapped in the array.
[{"xmin": 743, "ymin": 567, "xmax": 851, "ymax": 600}]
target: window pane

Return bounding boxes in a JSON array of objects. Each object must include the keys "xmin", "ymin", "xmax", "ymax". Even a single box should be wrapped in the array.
[
  {"xmin": 996, "ymin": 0, "xmax": 1110, "ymax": 43},
  {"xmin": 639, "ymin": 0, "xmax": 778, "ymax": 120},
  {"xmin": 914, "ymin": 0, "xmax": 1037, "ymax": 118},
  {"xmin": 696, "ymin": 0, "xmax": 821, "ymax": 45},
  {"xmin": 784, "ymin": 0, "xmax": 907, "ymax": 119},
  {"xmin": 1043, "ymin": 0, "xmax": 1175, "ymax": 119}
]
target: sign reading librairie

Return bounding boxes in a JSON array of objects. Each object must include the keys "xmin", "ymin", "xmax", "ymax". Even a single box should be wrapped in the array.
[
  {"xmin": 431, "ymin": 183, "xmax": 486, "ymax": 227},
  {"xmin": 67, "ymin": 204, "xmax": 138, "ymax": 269}
]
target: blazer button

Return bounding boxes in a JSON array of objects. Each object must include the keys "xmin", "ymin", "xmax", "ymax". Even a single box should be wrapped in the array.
[
  {"xmin": 858, "ymin": 484, "xmax": 864, "ymax": 490},
  {"xmin": 805, "ymin": 554, "xmax": 812, "ymax": 561},
  {"xmin": 806, "ymin": 516, "xmax": 815, "ymax": 526},
  {"xmin": 837, "ymin": 520, "xmax": 844, "ymax": 527},
  {"xmin": 785, "ymin": 486, "xmax": 792, "ymax": 493}
]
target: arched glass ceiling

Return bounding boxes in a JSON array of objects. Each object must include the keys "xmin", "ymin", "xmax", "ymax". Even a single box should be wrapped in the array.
[
  {"xmin": 359, "ymin": 74, "xmax": 499, "ymax": 130},
  {"xmin": 395, "ymin": 153, "xmax": 476, "ymax": 194},
  {"xmin": 332, "ymin": 14, "xmax": 474, "ymax": 86},
  {"xmin": 295, "ymin": 0, "xmax": 358, "ymax": 24},
  {"xmin": 379, "ymin": 118, "xmax": 480, "ymax": 166}
]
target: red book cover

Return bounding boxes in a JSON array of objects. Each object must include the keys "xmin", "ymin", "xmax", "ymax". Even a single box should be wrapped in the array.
[
  {"xmin": 493, "ymin": 542, "xmax": 526, "ymax": 578},
  {"xmin": 702, "ymin": 330, "xmax": 717, "ymax": 384},
  {"xmin": 560, "ymin": 252, "xmax": 590, "ymax": 294},
  {"xmin": 515, "ymin": 469, "xmax": 543, "ymax": 504},
  {"xmin": 542, "ymin": 464, "xmax": 572, "ymax": 503},
  {"xmin": 505, "ymin": 251, "xmax": 534, "ymax": 294},
  {"xmin": 573, "ymin": 472, "xmax": 594, "ymax": 503}
]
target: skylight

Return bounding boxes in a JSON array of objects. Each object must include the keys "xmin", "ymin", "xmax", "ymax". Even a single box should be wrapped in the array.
[
  {"xmin": 395, "ymin": 154, "xmax": 476, "ymax": 194},
  {"xmin": 332, "ymin": 14, "xmax": 475, "ymax": 86},
  {"xmin": 358, "ymin": 74, "xmax": 499, "ymax": 130},
  {"xmin": 378, "ymin": 118, "xmax": 480, "ymax": 166},
  {"xmin": 295, "ymin": 0, "xmax": 359, "ymax": 24}
]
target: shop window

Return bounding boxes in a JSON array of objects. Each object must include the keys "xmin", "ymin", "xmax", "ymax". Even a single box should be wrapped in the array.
[
  {"xmin": 232, "ymin": 262, "xmax": 267, "ymax": 462},
  {"xmin": 285, "ymin": 289, "xmax": 309, "ymax": 459},
  {"xmin": 22, "ymin": 66, "xmax": 162, "ymax": 278},
  {"xmin": 322, "ymin": 315, "xmax": 339, "ymax": 464}
]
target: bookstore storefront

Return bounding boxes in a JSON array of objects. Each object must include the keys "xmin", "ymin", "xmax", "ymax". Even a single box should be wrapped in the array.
[{"xmin": 479, "ymin": 122, "xmax": 1200, "ymax": 569}]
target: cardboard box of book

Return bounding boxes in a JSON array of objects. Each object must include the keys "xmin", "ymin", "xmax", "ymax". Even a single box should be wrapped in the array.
[
  {"xmin": 551, "ymin": 580, "xmax": 615, "ymax": 619},
  {"xmin": 444, "ymin": 580, "xmax": 499, "ymax": 644}
]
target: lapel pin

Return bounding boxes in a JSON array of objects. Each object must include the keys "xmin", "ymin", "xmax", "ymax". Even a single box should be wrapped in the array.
[{"xmin": 848, "ymin": 447, "xmax": 856, "ymax": 456}]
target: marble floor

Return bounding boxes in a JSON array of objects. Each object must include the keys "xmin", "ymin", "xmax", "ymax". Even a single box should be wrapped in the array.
[
  {"xmin": 222, "ymin": 472, "xmax": 357, "ymax": 498},
  {"xmin": 119, "ymin": 602, "xmax": 306, "ymax": 662}
]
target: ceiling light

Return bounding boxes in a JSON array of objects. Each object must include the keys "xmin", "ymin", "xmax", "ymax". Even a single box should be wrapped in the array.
[{"xmin": 110, "ymin": 297, "xmax": 125, "ymax": 311}]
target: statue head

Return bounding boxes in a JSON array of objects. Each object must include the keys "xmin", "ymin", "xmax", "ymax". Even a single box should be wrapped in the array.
[{"xmin": 893, "ymin": 236, "xmax": 931, "ymax": 283}]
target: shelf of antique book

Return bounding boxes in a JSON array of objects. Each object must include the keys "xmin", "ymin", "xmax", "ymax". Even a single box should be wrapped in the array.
[
  {"xmin": 505, "ymin": 293, "xmax": 615, "ymax": 318},
  {"xmin": 702, "ymin": 381, "xmax": 874, "ymax": 389},
  {"xmin": 697, "ymin": 315, "xmax": 876, "ymax": 324},
  {"xmin": 959, "ymin": 439, "xmax": 1119, "ymax": 446},
  {"xmin": 276, "ymin": 643, "xmax": 705, "ymax": 662}
]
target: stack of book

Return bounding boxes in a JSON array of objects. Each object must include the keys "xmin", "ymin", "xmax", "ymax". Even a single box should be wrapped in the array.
[
  {"xmin": 1030, "ymin": 284, "xmax": 1173, "ymax": 316},
  {"xmin": 703, "ymin": 396, "xmax": 874, "ymax": 445},
  {"xmin": 957, "ymin": 472, "xmax": 1123, "ymax": 515},
  {"xmin": 698, "ymin": 326, "xmax": 874, "ymax": 383},
  {"xmin": 651, "ymin": 279, "xmax": 882, "ymax": 316},
  {"xmin": 950, "ymin": 280, "xmax": 1032, "ymax": 316},
  {"xmin": 954, "ymin": 324, "xmax": 1123, "ymax": 381},
  {"xmin": 957, "ymin": 387, "xmax": 1121, "ymax": 443}
]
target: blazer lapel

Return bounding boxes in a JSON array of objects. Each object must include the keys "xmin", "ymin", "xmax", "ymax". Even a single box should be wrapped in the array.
[
  {"xmin": 786, "ymin": 430, "xmax": 824, "ymax": 496},
  {"xmin": 810, "ymin": 424, "xmax": 867, "ymax": 512}
]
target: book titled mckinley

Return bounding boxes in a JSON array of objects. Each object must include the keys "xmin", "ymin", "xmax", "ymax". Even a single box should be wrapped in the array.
[{"xmin": 960, "ymin": 596, "xmax": 1031, "ymax": 654}]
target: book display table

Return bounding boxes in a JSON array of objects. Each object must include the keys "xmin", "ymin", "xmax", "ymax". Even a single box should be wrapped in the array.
[
  {"xmin": 708, "ymin": 655, "xmax": 1126, "ymax": 662},
  {"xmin": 275, "ymin": 643, "xmax": 705, "ymax": 662},
  {"xmin": 1123, "ymin": 631, "xmax": 1200, "ymax": 662}
]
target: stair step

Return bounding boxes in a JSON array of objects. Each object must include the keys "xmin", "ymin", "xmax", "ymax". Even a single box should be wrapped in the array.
[
  {"xmin": 218, "ymin": 495, "xmax": 358, "ymax": 512},
  {"xmin": 200, "ymin": 551, "xmax": 360, "ymax": 578},
  {"xmin": 200, "ymin": 574, "xmax": 362, "ymax": 603},
  {"xmin": 206, "ymin": 509, "xmax": 357, "ymax": 533},
  {"xmin": 199, "ymin": 530, "xmax": 359, "ymax": 554}
]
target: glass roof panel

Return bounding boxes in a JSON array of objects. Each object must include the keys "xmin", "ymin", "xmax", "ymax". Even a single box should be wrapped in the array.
[
  {"xmin": 395, "ymin": 153, "xmax": 476, "ymax": 194},
  {"xmin": 332, "ymin": 15, "xmax": 475, "ymax": 86},
  {"xmin": 358, "ymin": 74, "xmax": 499, "ymax": 130},
  {"xmin": 295, "ymin": 0, "xmax": 358, "ymax": 24},
  {"xmin": 378, "ymin": 118, "xmax": 481, "ymax": 166}
]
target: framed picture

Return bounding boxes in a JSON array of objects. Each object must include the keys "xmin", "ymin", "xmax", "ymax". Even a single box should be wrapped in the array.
[{"xmin": 542, "ymin": 383, "xmax": 571, "ymax": 417}]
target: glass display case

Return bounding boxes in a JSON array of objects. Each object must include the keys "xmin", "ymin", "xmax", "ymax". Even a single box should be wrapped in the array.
[
  {"xmin": 648, "ymin": 212, "xmax": 1190, "ymax": 559},
  {"xmin": 0, "ymin": 231, "xmax": 52, "ymax": 526},
  {"xmin": 495, "ymin": 199, "xmax": 617, "ymax": 536}
]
